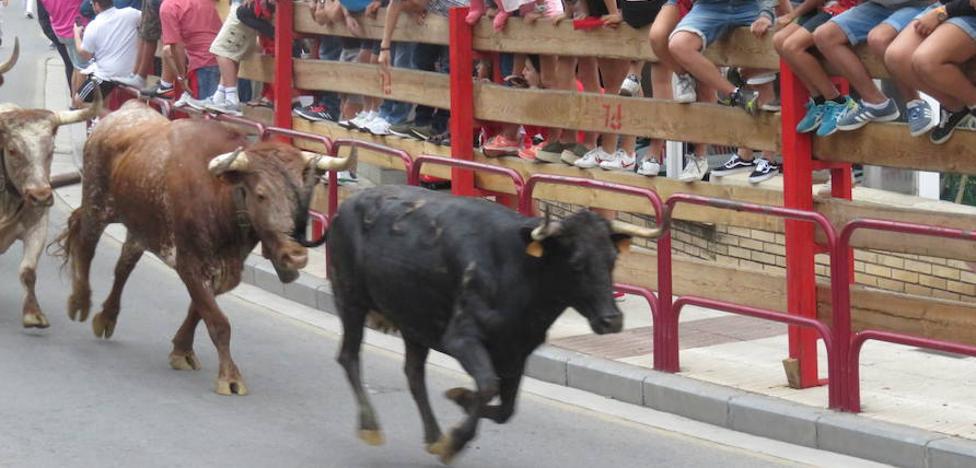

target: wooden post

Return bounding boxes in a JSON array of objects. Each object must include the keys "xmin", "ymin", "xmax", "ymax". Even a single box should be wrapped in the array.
[
  {"xmin": 273, "ymin": 0, "xmax": 295, "ymax": 133},
  {"xmin": 448, "ymin": 7, "xmax": 476, "ymax": 197}
]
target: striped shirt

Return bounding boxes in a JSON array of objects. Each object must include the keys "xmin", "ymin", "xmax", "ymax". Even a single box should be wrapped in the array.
[{"xmin": 426, "ymin": 0, "xmax": 470, "ymax": 16}]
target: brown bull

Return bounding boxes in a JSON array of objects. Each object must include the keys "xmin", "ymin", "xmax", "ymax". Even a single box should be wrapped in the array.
[
  {"xmin": 0, "ymin": 88, "xmax": 97, "ymax": 328},
  {"xmin": 56, "ymin": 101, "xmax": 354, "ymax": 395}
]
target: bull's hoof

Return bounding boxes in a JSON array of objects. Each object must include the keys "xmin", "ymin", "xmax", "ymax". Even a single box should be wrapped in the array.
[
  {"xmin": 92, "ymin": 312, "xmax": 116, "ymax": 339},
  {"xmin": 215, "ymin": 378, "xmax": 248, "ymax": 396},
  {"xmin": 22, "ymin": 312, "xmax": 50, "ymax": 329},
  {"xmin": 168, "ymin": 351, "xmax": 201, "ymax": 371},
  {"xmin": 357, "ymin": 429, "xmax": 385, "ymax": 446},
  {"xmin": 67, "ymin": 294, "xmax": 91, "ymax": 322},
  {"xmin": 427, "ymin": 433, "xmax": 458, "ymax": 464}
]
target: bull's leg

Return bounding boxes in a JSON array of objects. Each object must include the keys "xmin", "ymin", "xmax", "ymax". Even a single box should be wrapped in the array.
[
  {"xmin": 179, "ymin": 272, "xmax": 246, "ymax": 395},
  {"xmin": 20, "ymin": 217, "xmax": 49, "ymax": 329},
  {"xmin": 428, "ymin": 313, "xmax": 500, "ymax": 464},
  {"xmin": 92, "ymin": 235, "xmax": 144, "ymax": 339},
  {"xmin": 404, "ymin": 339, "xmax": 442, "ymax": 449},
  {"xmin": 169, "ymin": 302, "xmax": 202, "ymax": 371},
  {"xmin": 65, "ymin": 210, "xmax": 107, "ymax": 322},
  {"xmin": 337, "ymin": 305, "xmax": 384, "ymax": 445},
  {"xmin": 446, "ymin": 372, "xmax": 522, "ymax": 423}
]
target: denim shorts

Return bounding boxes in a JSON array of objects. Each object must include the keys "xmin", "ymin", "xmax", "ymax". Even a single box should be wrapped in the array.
[
  {"xmin": 670, "ymin": 0, "xmax": 761, "ymax": 48},
  {"xmin": 830, "ymin": 1, "xmax": 925, "ymax": 46},
  {"xmin": 947, "ymin": 15, "xmax": 976, "ymax": 41}
]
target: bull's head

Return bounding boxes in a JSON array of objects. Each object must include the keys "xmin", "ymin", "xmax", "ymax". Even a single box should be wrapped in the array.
[
  {"xmin": 524, "ymin": 208, "xmax": 662, "ymax": 335},
  {"xmin": 0, "ymin": 89, "xmax": 100, "ymax": 208},
  {"xmin": 208, "ymin": 143, "xmax": 356, "ymax": 283},
  {"xmin": 0, "ymin": 38, "xmax": 20, "ymax": 87}
]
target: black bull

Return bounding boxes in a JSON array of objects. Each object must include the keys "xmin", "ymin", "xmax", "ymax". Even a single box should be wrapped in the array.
[{"xmin": 327, "ymin": 184, "xmax": 660, "ymax": 463}]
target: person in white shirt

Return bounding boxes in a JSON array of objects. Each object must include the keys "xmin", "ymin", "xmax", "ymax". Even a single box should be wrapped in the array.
[{"xmin": 72, "ymin": 0, "xmax": 140, "ymax": 104}]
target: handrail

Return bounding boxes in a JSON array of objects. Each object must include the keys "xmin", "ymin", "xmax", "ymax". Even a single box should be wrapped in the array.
[{"xmin": 410, "ymin": 155, "xmax": 524, "ymax": 193}]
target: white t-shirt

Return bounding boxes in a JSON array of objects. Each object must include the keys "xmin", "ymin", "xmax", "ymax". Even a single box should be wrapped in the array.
[{"xmin": 80, "ymin": 7, "xmax": 141, "ymax": 81}]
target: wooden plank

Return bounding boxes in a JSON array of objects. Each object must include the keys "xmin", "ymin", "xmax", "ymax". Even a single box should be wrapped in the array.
[
  {"xmin": 474, "ymin": 84, "xmax": 780, "ymax": 152},
  {"xmin": 818, "ymin": 286, "xmax": 976, "ymax": 347},
  {"xmin": 816, "ymin": 196, "xmax": 976, "ymax": 263},
  {"xmin": 293, "ymin": 3, "xmax": 450, "ymax": 45},
  {"xmin": 294, "ymin": 59, "xmax": 450, "ymax": 109},
  {"xmin": 239, "ymin": 54, "xmax": 275, "ymax": 82},
  {"xmin": 814, "ymin": 123, "xmax": 976, "ymax": 175}
]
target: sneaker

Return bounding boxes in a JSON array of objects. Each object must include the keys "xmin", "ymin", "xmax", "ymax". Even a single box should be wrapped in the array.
[
  {"xmin": 678, "ymin": 155, "xmax": 709, "ymax": 183},
  {"xmin": 836, "ymin": 98, "xmax": 900, "ymax": 131},
  {"xmin": 816, "ymin": 97, "xmax": 856, "ymax": 137},
  {"xmin": 636, "ymin": 156, "xmax": 661, "ymax": 176},
  {"xmin": 293, "ymin": 104, "xmax": 338, "ymax": 122},
  {"xmin": 748, "ymin": 158, "xmax": 780, "ymax": 184},
  {"xmin": 930, "ymin": 108, "xmax": 974, "ymax": 145},
  {"xmin": 518, "ymin": 141, "xmax": 544, "ymax": 162},
  {"xmin": 761, "ymin": 96, "xmax": 781, "ymax": 112},
  {"xmin": 796, "ymin": 99, "xmax": 825, "ymax": 133},
  {"xmin": 173, "ymin": 92, "xmax": 196, "ymax": 109},
  {"xmin": 560, "ymin": 143, "xmax": 590, "ymax": 165},
  {"xmin": 389, "ymin": 121, "xmax": 416, "ymax": 138},
  {"xmin": 574, "ymin": 147, "xmax": 613, "ymax": 169},
  {"xmin": 728, "ymin": 87, "xmax": 760, "ymax": 115},
  {"xmin": 408, "ymin": 124, "xmax": 436, "ymax": 141},
  {"xmin": 598, "ymin": 150, "xmax": 636, "ymax": 171},
  {"xmin": 536, "ymin": 141, "xmax": 568, "ymax": 163},
  {"xmin": 483, "ymin": 134, "xmax": 521, "ymax": 157},
  {"xmin": 619, "ymin": 73, "xmax": 641, "ymax": 97},
  {"xmin": 337, "ymin": 112, "xmax": 361, "ymax": 129},
  {"xmin": 906, "ymin": 99, "xmax": 937, "ymax": 137},
  {"xmin": 141, "ymin": 82, "xmax": 175, "ymax": 99},
  {"xmin": 711, "ymin": 153, "xmax": 758, "ymax": 176},
  {"xmin": 206, "ymin": 100, "xmax": 242, "ymax": 116},
  {"xmin": 349, "ymin": 111, "xmax": 377, "ymax": 130},
  {"xmin": 673, "ymin": 73, "xmax": 696, "ymax": 103},
  {"xmin": 364, "ymin": 115, "xmax": 392, "ymax": 135}
]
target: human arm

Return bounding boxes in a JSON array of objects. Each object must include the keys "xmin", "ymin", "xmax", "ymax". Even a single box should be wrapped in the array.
[
  {"xmin": 237, "ymin": 1, "xmax": 276, "ymax": 37},
  {"xmin": 601, "ymin": 0, "xmax": 621, "ymax": 27},
  {"xmin": 914, "ymin": 4, "xmax": 947, "ymax": 35},
  {"xmin": 378, "ymin": 0, "xmax": 407, "ymax": 94},
  {"xmin": 777, "ymin": 0, "xmax": 819, "ymax": 28},
  {"xmin": 74, "ymin": 23, "xmax": 94, "ymax": 62},
  {"xmin": 751, "ymin": 0, "xmax": 780, "ymax": 36}
]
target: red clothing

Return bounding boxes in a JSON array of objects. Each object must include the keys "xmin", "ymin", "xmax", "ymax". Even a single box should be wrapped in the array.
[
  {"xmin": 159, "ymin": 0, "xmax": 222, "ymax": 72},
  {"xmin": 823, "ymin": 0, "xmax": 859, "ymax": 16},
  {"xmin": 42, "ymin": 0, "xmax": 85, "ymax": 38}
]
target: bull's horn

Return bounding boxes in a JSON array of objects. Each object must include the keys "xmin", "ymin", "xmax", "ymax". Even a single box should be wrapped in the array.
[
  {"xmin": 53, "ymin": 87, "xmax": 102, "ymax": 126},
  {"xmin": 208, "ymin": 147, "xmax": 249, "ymax": 175},
  {"xmin": 301, "ymin": 147, "xmax": 357, "ymax": 172},
  {"xmin": 0, "ymin": 38, "xmax": 19, "ymax": 75},
  {"xmin": 610, "ymin": 220, "xmax": 665, "ymax": 239},
  {"xmin": 530, "ymin": 205, "xmax": 561, "ymax": 241}
]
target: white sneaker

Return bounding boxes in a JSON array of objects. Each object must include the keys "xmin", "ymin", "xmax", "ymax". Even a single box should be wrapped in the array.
[
  {"xmin": 599, "ymin": 149, "xmax": 636, "ymax": 171},
  {"xmin": 350, "ymin": 111, "xmax": 377, "ymax": 130},
  {"xmin": 206, "ymin": 100, "xmax": 242, "ymax": 116},
  {"xmin": 339, "ymin": 110, "xmax": 367, "ymax": 129},
  {"xmin": 673, "ymin": 73, "xmax": 697, "ymax": 104},
  {"xmin": 619, "ymin": 74, "xmax": 641, "ymax": 97},
  {"xmin": 364, "ymin": 116, "xmax": 391, "ymax": 135},
  {"xmin": 173, "ymin": 92, "xmax": 194, "ymax": 108},
  {"xmin": 182, "ymin": 95, "xmax": 213, "ymax": 111},
  {"xmin": 678, "ymin": 155, "xmax": 709, "ymax": 183},
  {"xmin": 636, "ymin": 157, "xmax": 661, "ymax": 176},
  {"xmin": 574, "ymin": 147, "xmax": 613, "ymax": 169}
]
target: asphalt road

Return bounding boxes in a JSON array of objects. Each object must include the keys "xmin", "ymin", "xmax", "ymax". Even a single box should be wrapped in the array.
[{"xmin": 0, "ymin": 13, "xmax": 875, "ymax": 468}]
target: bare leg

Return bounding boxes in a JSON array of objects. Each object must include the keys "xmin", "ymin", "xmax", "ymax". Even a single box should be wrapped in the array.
[
  {"xmin": 868, "ymin": 24, "xmax": 917, "ymax": 101},
  {"xmin": 20, "ymin": 215, "xmax": 49, "ymax": 329},
  {"xmin": 93, "ymin": 235, "xmax": 144, "ymax": 339},
  {"xmin": 913, "ymin": 24, "xmax": 976, "ymax": 109},
  {"xmin": 814, "ymin": 22, "xmax": 887, "ymax": 103},
  {"xmin": 650, "ymin": 4, "xmax": 684, "ymax": 73},
  {"xmin": 170, "ymin": 303, "xmax": 202, "ymax": 371},
  {"xmin": 597, "ymin": 58, "xmax": 629, "ymax": 154},
  {"xmin": 669, "ymin": 32, "xmax": 737, "ymax": 95},
  {"xmin": 778, "ymin": 25, "xmax": 841, "ymax": 98},
  {"xmin": 404, "ymin": 339, "xmax": 442, "ymax": 449},
  {"xmin": 216, "ymin": 56, "xmax": 240, "ymax": 88}
]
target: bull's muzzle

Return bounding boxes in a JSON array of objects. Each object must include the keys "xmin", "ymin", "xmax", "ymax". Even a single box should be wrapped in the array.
[
  {"xmin": 24, "ymin": 186, "xmax": 53, "ymax": 207},
  {"xmin": 590, "ymin": 312, "xmax": 624, "ymax": 335}
]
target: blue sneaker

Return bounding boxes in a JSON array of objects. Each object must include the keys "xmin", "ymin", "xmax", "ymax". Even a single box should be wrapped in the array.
[
  {"xmin": 836, "ymin": 98, "xmax": 900, "ymax": 131},
  {"xmin": 796, "ymin": 99, "xmax": 825, "ymax": 133},
  {"xmin": 906, "ymin": 99, "xmax": 937, "ymax": 137},
  {"xmin": 816, "ymin": 97, "xmax": 856, "ymax": 137}
]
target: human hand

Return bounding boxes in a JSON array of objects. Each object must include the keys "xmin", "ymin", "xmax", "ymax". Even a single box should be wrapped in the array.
[
  {"xmin": 548, "ymin": 12, "xmax": 566, "ymax": 25},
  {"xmin": 365, "ymin": 0, "xmax": 381, "ymax": 18},
  {"xmin": 378, "ymin": 49, "xmax": 392, "ymax": 95},
  {"xmin": 73, "ymin": 23, "xmax": 84, "ymax": 38},
  {"xmin": 523, "ymin": 10, "xmax": 542, "ymax": 24},
  {"xmin": 601, "ymin": 12, "xmax": 622, "ymax": 28},
  {"xmin": 345, "ymin": 13, "xmax": 364, "ymax": 36},
  {"xmin": 775, "ymin": 13, "xmax": 794, "ymax": 29},
  {"xmin": 751, "ymin": 15, "xmax": 772, "ymax": 37},
  {"xmin": 914, "ymin": 9, "xmax": 941, "ymax": 36}
]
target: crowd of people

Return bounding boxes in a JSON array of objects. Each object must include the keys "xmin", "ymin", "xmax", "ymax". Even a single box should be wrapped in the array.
[{"xmin": 24, "ymin": 0, "xmax": 976, "ymax": 184}]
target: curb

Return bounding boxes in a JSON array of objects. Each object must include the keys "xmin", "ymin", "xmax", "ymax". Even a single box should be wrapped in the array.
[{"xmin": 244, "ymin": 256, "xmax": 976, "ymax": 468}]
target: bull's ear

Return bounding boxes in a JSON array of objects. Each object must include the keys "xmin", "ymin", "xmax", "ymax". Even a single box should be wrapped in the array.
[
  {"xmin": 611, "ymin": 233, "xmax": 631, "ymax": 253},
  {"xmin": 520, "ymin": 226, "xmax": 546, "ymax": 258}
]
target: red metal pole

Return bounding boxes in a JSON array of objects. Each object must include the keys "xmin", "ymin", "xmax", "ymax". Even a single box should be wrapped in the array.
[
  {"xmin": 273, "ymin": 0, "xmax": 295, "ymax": 133},
  {"xmin": 780, "ymin": 59, "xmax": 821, "ymax": 388},
  {"xmin": 448, "ymin": 7, "xmax": 476, "ymax": 197}
]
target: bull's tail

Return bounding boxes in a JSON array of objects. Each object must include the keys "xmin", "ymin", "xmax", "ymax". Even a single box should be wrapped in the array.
[
  {"xmin": 48, "ymin": 208, "xmax": 84, "ymax": 272},
  {"xmin": 365, "ymin": 311, "xmax": 399, "ymax": 335}
]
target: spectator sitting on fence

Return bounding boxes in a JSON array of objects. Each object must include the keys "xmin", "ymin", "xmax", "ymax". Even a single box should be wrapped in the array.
[
  {"xmin": 145, "ymin": 0, "xmax": 222, "ymax": 100},
  {"xmin": 380, "ymin": 0, "xmax": 471, "ymax": 144},
  {"xmin": 180, "ymin": 0, "xmax": 266, "ymax": 114},
  {"xmin": 130, "ymin": 0, "xmax": 173, "ymax": 90},
  {"xmin": 882, "ymin": 0, "xmax": 976, "ymax": 144},
  {"xmin": 293, "ymin": 3, "xmax": 345, "ymax": 122},
  {"xmin": 772, "ymin": 0, "xmax": 857, "ymax": 138},
  {"xmin": 71, "ymin": 0, "xmax": 141, "ymax": 106},
  {"xmin": 812, "ymin": 0, "xmax": 933, "ymax": 135},
  {"xmin": 667, "ymin": 0, "xmax": 776, "ymax": 116}
]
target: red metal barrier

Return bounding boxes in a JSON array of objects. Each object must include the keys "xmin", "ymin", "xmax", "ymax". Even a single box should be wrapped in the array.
[
  {"xmin": 210, "ymin": 113, "xmax": 267, "ymax": 136},
  {"xmin": 836, "ymin": 219, "xmax": 976, "ymax": 412},
  {"xmin": 114, "ymin": 85, "xmax": 173, "ymax": 118},
  {"xmin": 662, "ymin": 193, "xmax": 847, "ymax": 409},
  {"xmin": 410, "ymin": 155, "xmax": 523, "ymax": 194}
]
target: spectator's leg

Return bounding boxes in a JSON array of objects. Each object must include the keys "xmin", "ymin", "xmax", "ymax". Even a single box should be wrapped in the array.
[
  {"xmin": 669, "ymin": 31, "xmax": 736, "ymax": 96},
  {"xmin": 555, "ymin": 56, "xmax": 578, "ymax": 145},
  {"xmin": 884, "ymin": 24, "xmax": 948, "ymax": 104},
  {"xmin": 868, "ymin": 24, "xmax": 917, "ymax": 101},
  {"xmin": 814, "ymin": 19, "xmax": 887, "ymax": 103},
  {"xmin": 411, "ymin": 42, "xmax": 438, "ymax": 129},
  {"xmin": 578, "ymin": 57, "xmax": 600, "ymax": 149},
  {"xmin": 649, "ymin": 3, "xmax": 684, "ymax": 73},
  {"xmin": 913, "ymin": 23, "xmax": 976, "ymax": 109},
  {"xmin": 596, "ymin": 58, "xmax": 629, "ymax": 154},
  {"xmin": 316, "ymin": 36, "xmax": 342, "ymax": 113},
  {"xmin": 778, "ymin": 24, "xmax": 841, "ymax": 99}
]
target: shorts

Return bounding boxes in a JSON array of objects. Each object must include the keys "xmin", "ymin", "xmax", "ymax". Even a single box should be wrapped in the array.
[
  {"xmin": 585, "ymin": 0, "xmax": 618, "ymax": 18},
  {"xmin": 622, "ymin": 0, "xmax": 667, "ymax": 28},
  {"xmin": 829, "ymin": 1, "xmax": 925, "ymax": 46},
  {"xmin": 209, "ymin": 4, "xmax": 257, "ymax": 62},
  {"xmin": 670, "ymin": 0, "xmax": 761, "ymax": 49},
  {"xmin": 58, "ymin": 36, "xmax": 91, "ymax": 70},
  {"xmin": 797, "ymin": 10, "xmax": 832, "ymax": 32},
  {"xmin": 139, "ymin": 0, "xmax": 162, "ymax": 41},
  {"xmin": 947, "ymin": 15, "xmax": 976, "ymax": 41},
  {"xmin": 77, "ymin": 76, "xmax": 117, "ymax": 103}
]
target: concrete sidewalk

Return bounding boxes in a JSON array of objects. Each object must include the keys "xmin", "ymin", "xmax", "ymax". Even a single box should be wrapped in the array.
[{"xmin": 44, "ymin": 57, "xmax": 976, "ymax": 468}]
